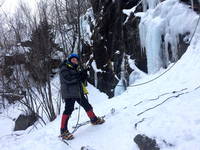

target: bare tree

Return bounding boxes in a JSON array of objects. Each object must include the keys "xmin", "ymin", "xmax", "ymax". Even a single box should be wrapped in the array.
[
  {"xmin": 49, "ymin": 0, "xmax": 90, "ymax": 55},
  {"xmin": 0, "ymin": 0, "xmax": 91, "ymax": 122},
  {"xmin": 0, "ymin": 0, "xmax": 5, "ymax": 8},
  {"xmin": 0, "ymin": 1, "xmax": 61, "ymax": 122}
]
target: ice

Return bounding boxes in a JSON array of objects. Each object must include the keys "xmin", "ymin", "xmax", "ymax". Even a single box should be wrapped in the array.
[
  {"xmin": 138, "ymin": 0, "xmax": 198, "ymax": 74},
  {"xmin": 128, "ymin": 57, "xmax": 147, "ymax": 85},
  {"xmin": 80, "ymin": 8, "xmax": 95, "ymax": 45},
  {"xmin": 191, "ymin": 0, "xmax": 194, "ymax": 9},
  {"xmin": 143, "ymin": 0, "xmax": 160, "ymax": 11},
  {"xmin": 114, "ymin": 79, "xmax": 126, "ymax": 96},
  {"xmin": 91, "ymin": 61, "xmax": 102, "ymax": 87},
  {"xmin": 114, "ymin": 53, "xmax": 127, "ymax": 96}
]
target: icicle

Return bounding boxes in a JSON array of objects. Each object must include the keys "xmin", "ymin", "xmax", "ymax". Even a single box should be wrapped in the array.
[
  {"xmin": 120, "ymin": 53, "xmax": 128, "ymax": 90},
  {"xmin": 114, "ymin": 53, "xmax": 128, "ymax": 96},
  {"xmin": 121, "ymin": 53, "xmax": 125, "ymax": 80},
  {"xmin": 139, "ymin": 14, "xmax": 165, "ymax": 74},
  {"xmin": 170, "ymin": 30, "xmax": 179, "ymax": 62},
  {"xmin": 91, "ymin": 61, "xmax": 102, "ymax": 87},
  {"xmin": 142, "ymin": 0, "xmax": 148, "ymax": 12},
  {"xmin": 142, "ymin": 0, "xmax": 160, "ymax": 11},
  {"xmin": 163, "ymin": 33, "xmax": 170, "ymax": 67},
  {"xmin": 146, "ymin": 0, "xmax": 159, "ymax": 9},
  {"xmin": 94, "ymin": 71, "xmax": 98, "ymax": 87},
  {"xmin": 191, "ymin": 0, "xmax": 194, "ymax": 10},
  {"xmin": 139, "ymin": 17, "xmax": 148, "ymax": 53}
]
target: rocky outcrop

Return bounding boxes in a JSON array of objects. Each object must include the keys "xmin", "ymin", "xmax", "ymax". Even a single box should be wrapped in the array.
[
  {"xmin": 134, "ymin": 134, "xmax": 160, "ymax": 150},
  {"xmin": 91, "ymin": 0, "xmax": 143, "ymax": 70},
  {"xmin": 4, "ymin": 54, "xmax": 26, "ymax": 66},
  {"xmin": 123, "ymin": 13, "xmax": 147, "ymax": 73},
  {"xmin": 180, "ymin": 0, "xmax": 200, "ymax": 12},
  {"xmin": 81, "ymin": 146, "xmax": 95, "ymax": 150},
  {"xmin": 14, "ymin": 113, "xmax": 38, "ymax": 131}
]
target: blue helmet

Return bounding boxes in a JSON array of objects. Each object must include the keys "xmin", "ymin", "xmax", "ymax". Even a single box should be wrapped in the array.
[{"xmin": 68, "ymin": 53, "xmax": 80, "ymax": 62}]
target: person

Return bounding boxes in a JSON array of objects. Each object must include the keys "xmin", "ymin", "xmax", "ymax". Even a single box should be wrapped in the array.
[{"xmin": 59, "ymin": 53, "xmax": 105, "ymax": 140}]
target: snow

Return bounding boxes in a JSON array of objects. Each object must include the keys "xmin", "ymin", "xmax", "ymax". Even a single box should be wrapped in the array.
[
  {"xmin": 1, "ymin": 0, "xmax": 200, "ymax": 150},
  {"xmin": 1, "ymin": 31, "xmax": 200, "ymax": 149},
  {"xmin": 0, "ymin": 103, "xmax": 23, "ymax": 138},
  {"xmin": 123, "ymin": 6, "xmax": 136, "ymax": 16},
  {"xmin": 0, "ymin": 0, "xmax": 39, "ymax": 16},
  {"xmin": 128, "ymin": 58, "xmax": 147, "ymax": 85}
]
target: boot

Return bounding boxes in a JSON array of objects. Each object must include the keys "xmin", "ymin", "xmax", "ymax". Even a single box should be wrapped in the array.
[
  {"xmin": 60, "ymin": 114, "xmax": 72, "ymax": 139},
  {"xmin": 90, "ymin": 116, "xmax": 105, "ymax": 125},
  {"xmin": 60, "ymin": 130, "xmax": 74, "ymax": 140}
]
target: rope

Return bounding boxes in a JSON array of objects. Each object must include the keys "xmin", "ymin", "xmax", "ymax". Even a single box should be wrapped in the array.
[
  {"xmin": 129, "ymin": 63, "xmax": 176, "ymax": 87},
  {"xmin": 71, "ymin": 94, "xmax": 91, "ymax": 134},
  {"xmin": 71, "ymin": 91, "xmax": 89, "ymax": 134},
  {"xmin": 116, "ymin": 61, "xmax": 177, "ymax": 87},
  {"xmin": 189, "ymin": 15, "xmax": 200, "ymax": 43},
  {"xmin": 71, "ymin": 104, "xmax": 81, "ymax": 134}
]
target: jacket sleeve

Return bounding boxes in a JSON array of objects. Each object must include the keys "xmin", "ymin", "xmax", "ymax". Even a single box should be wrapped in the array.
[
  {"xmin": 80, "ymin": 69, "xmax": 88, "ymax": 81},
  {"xmin": 60, "ymin": 67, "xmax": 80, "ymax": 85}
]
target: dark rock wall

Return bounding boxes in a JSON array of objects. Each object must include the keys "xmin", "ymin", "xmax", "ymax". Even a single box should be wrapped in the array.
[
  {"xmin": 88, "ymin": 0, "xmax": 146, "ymax": 97},
  {"xmin": 180, "ymin": 0, "xmax": 200, "ymax": 12}
]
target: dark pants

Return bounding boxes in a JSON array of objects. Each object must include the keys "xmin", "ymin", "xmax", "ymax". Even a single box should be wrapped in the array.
[
  {"xmin": 61, "ymin": 94, "xmax": 97, "ymax": 133},
  {"xmin": 63, "ymin": 94, "xmax": 93, "ymax": 115}
]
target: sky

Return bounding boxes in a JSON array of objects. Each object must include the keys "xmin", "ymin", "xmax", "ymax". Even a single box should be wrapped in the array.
[{"xmin": 0, "ymin": 0, "xmax": 38, "ymax": 15}]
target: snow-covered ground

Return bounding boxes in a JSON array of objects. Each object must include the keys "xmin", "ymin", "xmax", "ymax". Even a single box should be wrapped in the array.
[
  {"xmin": 1, "ymin": 33, "xmax": 200, "ymax": 150},
  {"xmin": 1, "ymin": 0, "xmax": 200, "ymax": 150}
]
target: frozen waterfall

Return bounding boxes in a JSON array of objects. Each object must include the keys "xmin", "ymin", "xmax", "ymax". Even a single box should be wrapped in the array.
[{"xmin": 138, "ymin": 0, "xmax": 199, "ymax": 74}]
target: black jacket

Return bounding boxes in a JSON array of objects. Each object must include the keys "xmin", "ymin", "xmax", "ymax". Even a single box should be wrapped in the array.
[{"xmin": 59, "ymin": 61, "xmax": 83, "ymax": 99}]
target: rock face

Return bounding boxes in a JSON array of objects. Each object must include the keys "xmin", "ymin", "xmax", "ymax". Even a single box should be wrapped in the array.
[
  {"xmin": 124, "ymin": 13, "xmax": 147, "ymax": 73},
  {"xmin": 14, "ymin": 113, "xmax": 38, "ymax": 131},
  {"xmin": 180, "ymin": 0, "xmax": 200, "ymax": 12},
  {"xmin": 4, "ymin": 54, "xmax": 26, "ymax": 66},
  {"xmin": 134, "ymin": 134, "xmax": 160, "ymax": 150},
  {"xmin": 88, "ymin": 0, "xmax": 146, "ymax": 97}
]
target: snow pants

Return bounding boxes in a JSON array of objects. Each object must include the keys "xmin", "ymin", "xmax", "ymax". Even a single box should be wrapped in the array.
[{"xmin": 63, "ymin": 95, "xmax": 93, "ymax": 115}]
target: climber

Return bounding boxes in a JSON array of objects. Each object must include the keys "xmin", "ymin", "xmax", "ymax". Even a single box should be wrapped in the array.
[{"xmin": 59, "ymin": 53, "xmax": 105, "ymax": 140}]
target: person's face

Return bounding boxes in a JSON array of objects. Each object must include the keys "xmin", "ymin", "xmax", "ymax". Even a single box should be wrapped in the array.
[{"xmin": 71, "ymin": 57, "xmax": 79, "ymax": 65}]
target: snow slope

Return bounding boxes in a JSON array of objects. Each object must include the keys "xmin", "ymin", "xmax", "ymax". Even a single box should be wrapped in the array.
[
  {"xmin": 1, "ymin": 32, "xmax": 200, "ymax": 150},
  {"xmin": 1, "ymin": 1, "xmax": 200, "ymax": 150}
]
